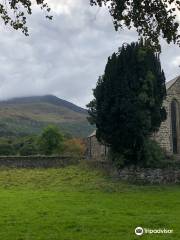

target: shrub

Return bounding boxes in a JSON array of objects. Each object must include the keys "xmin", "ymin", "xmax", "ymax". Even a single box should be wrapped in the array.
[
  {"xmin": 19, "ymin": 144, "xmax": 38, "ymax": 156},
  {"xmin": 38, "ymin": 125, "xmax": 64, "ymax": 155},
  {"xmin": 108, "ymin": 149, "xmax": 126, "ymax": 168},
  {"xmin": 109, "ymin": 139, "xmax": 165, "ymax": 168},
  {"xmin": 142, "ymin": 139, "xmax": 165, "ymax": 168},
  {"xmin": 0, "ymin": 143, "xmax": 16, "ymax": 156}
]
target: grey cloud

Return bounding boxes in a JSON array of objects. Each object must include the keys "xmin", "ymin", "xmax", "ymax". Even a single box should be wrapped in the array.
[{"xmin": 0, "ymin": 1, "xmax": 178, "ymax": 107}]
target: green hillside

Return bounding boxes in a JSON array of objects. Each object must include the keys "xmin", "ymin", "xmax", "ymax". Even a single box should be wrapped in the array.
[{"xmin": 0, "ymin": 95, "xmax": 94, "ymax": 137}]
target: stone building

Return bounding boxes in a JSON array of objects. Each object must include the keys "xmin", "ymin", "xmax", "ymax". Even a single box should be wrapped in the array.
[
  {"xmin": 154, "ymin": 75, "xmax": 180, "ymax": 154},
  {"xmin": 87, "ymin": 75, "xmax": 180, "ymax": 159},
  {"xmin": 86, "ymin": 130, "xmax": 108, "ymax": 159}
]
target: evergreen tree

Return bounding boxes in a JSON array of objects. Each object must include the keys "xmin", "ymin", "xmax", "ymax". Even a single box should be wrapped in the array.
[{"xmin": 87, "ymin": 41, "xmax": 166, "ymax": 165}]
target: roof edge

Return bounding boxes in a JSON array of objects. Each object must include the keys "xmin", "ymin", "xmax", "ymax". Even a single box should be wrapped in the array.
[{"xmin": 166, "ymin": 75, "xmax": 180, "ymax": 90}]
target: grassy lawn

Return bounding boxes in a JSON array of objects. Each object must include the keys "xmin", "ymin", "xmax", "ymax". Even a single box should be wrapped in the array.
[{"xmin": 0, "ymin": 164, "xmax": 179, "ymax": 239}]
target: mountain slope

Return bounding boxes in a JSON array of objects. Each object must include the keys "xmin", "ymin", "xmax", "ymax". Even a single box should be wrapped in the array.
[{"xmin": 0, "ymin": 95, "xmax": 94, "ymax": 137}]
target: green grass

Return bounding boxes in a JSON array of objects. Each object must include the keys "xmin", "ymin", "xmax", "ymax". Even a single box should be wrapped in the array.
[{"xmin": 0, "ymin": 164, "xmax": 179, "ymax": 239}]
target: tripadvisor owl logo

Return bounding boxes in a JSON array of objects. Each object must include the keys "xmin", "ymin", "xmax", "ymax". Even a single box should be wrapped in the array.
[
  {"xmin": 135, "ymin": 227, "xmax": 144, "ymax": 236},
  {"xmin": 135, "ymin": 226, "xmax": 174, "ymax": 235}
]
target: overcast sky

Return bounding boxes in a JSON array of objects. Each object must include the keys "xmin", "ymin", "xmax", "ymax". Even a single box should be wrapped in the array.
[{"xmin": 0, "ymin": 0, "xmax": 179, "ymax": 107}]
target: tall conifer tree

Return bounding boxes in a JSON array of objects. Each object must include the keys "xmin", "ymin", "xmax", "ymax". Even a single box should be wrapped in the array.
[{"xmin": 87, "ymin": 41, "xmax": 166, "ymax": 165}]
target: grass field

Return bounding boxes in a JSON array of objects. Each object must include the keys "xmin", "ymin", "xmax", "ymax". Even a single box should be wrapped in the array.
[{"xmin": 0, "ymin": 164, "xmax": 179, "ymax": 240}]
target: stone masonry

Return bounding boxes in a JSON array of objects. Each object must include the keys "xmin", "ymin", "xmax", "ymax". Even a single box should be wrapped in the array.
[
  {"xmin": 86, "ymin": 130, "xmax": 108, "ymax": 160},
  {"xmin": 154, "ymin": 75, "xmax": 180, "ymax": 154}
]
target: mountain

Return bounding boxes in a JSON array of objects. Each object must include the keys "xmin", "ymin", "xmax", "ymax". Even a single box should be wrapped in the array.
[{"xmin": 0, "ymin": 95, "xmax": 94, "ymax": 138}]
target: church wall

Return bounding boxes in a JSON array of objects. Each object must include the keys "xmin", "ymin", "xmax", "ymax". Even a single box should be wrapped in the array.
[
  {"xmin": 155, "ymin": 79, "xmax": 180, "ymax": 154},
  {"xmin": 86, "ymin": 135, "xmax": 107, "ymax": 160}
]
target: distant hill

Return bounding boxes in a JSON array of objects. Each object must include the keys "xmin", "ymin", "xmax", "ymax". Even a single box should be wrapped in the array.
[{"xmin": 0, "ymin": 95, "xmax": 94, "ymax": 138}]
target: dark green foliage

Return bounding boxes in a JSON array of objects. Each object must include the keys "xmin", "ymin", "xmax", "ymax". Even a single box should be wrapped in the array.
[
  {"xmin": 108, "ymin": 140, "xmax": 165, "ymax": 168},
  {"xmin": 0, "ymin": 125, "xmax": 87, "ymax": 156},
  {"xmin": 0, "ymin": 143, "xmax": 15, "ymax": 156},
  {"xmin": 107, "ymin": 150, "xmax": 126, "ymax": 169},
  {"xmin": 90, "ymin": 0, "xmax": 180, "ymax": 50},
  {"xmin": 142, "ymin": 139, "xmax": 165, "ymax": 168},
  {"xmin": 3, "ymin": 135, "xmax": 39, "ymax": 156},
  {"xmin": 19, "ymin": 144, "xmax": 38, "ymax": 156},
  {"xmin": 0, "ymin": 126, "xmax": 87, "ymax": 156},
  {"xmin": 18, "ymin": 136, "xmax": 39, "ymax": 156},
  {"xmin": 38, "ymin": 125, "xmax": 64, "ymax": 155},
  {"xmin": 87, "ymin": 40, "xmax": 166, "ymax": 166}
]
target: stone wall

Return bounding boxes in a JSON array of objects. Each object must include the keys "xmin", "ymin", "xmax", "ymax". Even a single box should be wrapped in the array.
[
  {"xmin": 86, "ymin": 160, "xmax": 180, "ymax": 184},
  {"xmin": 0, "ymin": 156, "xmax": 78, "ymax": 168},
  {"xmin": 117, "ymin": 167, "xmax": 180, "ymax": 184}
]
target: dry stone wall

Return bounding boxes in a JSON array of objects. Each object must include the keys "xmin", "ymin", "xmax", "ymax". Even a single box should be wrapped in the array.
[
  {"xmin": 86, "ymin": 160, "xmax": 180, "ymax": 184},
  {"xmin": 117, "ymin": 167, "xmax": 180, "ymax": 184},
  {"xmin": 0, "ymin": 156, "xmax": 77, "ymax": 168}
]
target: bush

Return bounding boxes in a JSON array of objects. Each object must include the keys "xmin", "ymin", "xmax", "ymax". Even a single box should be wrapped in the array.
[
  {"xmin": 0, "ymin": 143, "xmax": 16, "ymax": 156},
  {"xmin": 19, "ymin": 144, "xmax": 38, "ymax": 156},
  {"xmin": 38, "ymin": 125, "xmax": 64, "ymax": 155},
  {"xmin": 142, "ymin": 139, "xmax": 165, "ymax": 168},
  {"xmin": 109, "ymin": 139, "xmax": 165, "ymax": 168},
  {"xmin": 108, "ymin": 149, "xmax": 125, "ymax": 168},
  {"xmin": 12, "ymin": 135, "xmax": 39, "ymax": 156}
]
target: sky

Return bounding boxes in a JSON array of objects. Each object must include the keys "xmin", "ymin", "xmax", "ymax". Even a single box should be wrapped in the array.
[{"xmin": 0, "ymin": 0, "xmax": 179, "ymax": 108}]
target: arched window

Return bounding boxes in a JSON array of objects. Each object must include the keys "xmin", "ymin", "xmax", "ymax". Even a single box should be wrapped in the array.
[{"xmin": 171, "ymin": 100, "xmax": 179, "ymax": 154}]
